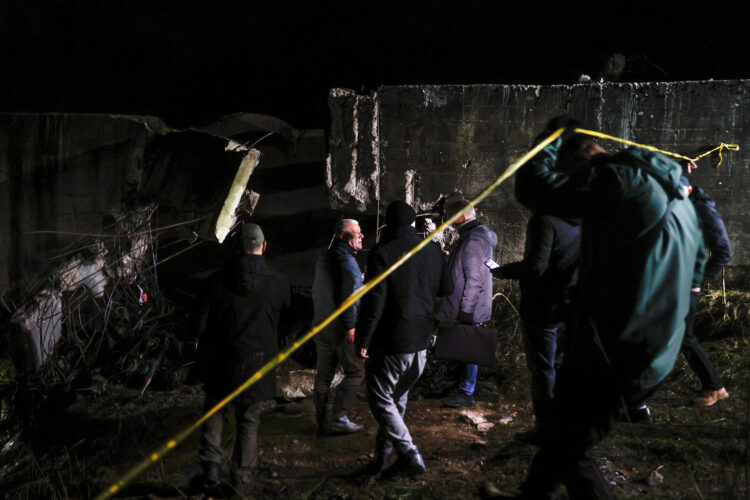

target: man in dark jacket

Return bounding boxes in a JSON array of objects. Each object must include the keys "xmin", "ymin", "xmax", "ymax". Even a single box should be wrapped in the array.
[
  {"xmin": 311, "ymin": 219, "xmax": 366, "ymax": 434},
  {"xmin": 492, "ymin": 212, "xmax": 580, "ymax": 440},
  {"xmin": 437, "ymin": 199, "xmax": 498, "ymax": 407},
  {"xmin": 356, "ymin": 201, "xmax": 452, "ymax": 476},
  {"xmin": 194, "ymin": 223, "xmax": 291, "ymax": 493},
  {"xmin": 681, "ymin": 173, "xmax": 731, "ymax": 406},
  {"xmin": 507, "ymin": 119, "xmax": 706, "ymax": 499}
]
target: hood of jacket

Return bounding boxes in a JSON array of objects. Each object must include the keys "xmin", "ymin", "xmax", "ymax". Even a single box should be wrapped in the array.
[
  {"xmin": 611, "ymin": 148, "xmax": 686, "ymax": 201},
  {"xmin": 458, "ymin": 219, "xmax": 499, "ymax": 247},
  {"xmin": 228, "ymin": 254, "xmax": 269, "ymax": 296}
]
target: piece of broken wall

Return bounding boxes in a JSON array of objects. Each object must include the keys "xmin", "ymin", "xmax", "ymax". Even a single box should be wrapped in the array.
[
  {"xmin": 328, "ymin": 80, "xmax": 750, "ymax": 283},
  {"xmin": 0, "ymin": 113, "xmax": 331, "ymax": 373}
]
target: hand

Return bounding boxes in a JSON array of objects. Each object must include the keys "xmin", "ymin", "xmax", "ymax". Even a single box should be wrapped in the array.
[
  {"xmin": 536, "ymin": 114, "xmax": 582, "ymax": 144},
  {"xmin": 490, "ymin": 266, "xmax": 504, "ymax": 279},
  {"xmin": 457, "ymin": 310, "xmax": 475, "ymax": 325},
  {"xmin": 359, "ymin": 348, "xmax": 369, "ymax": 359},
  {"xmin": 345, "ymin": 328, "xmax": 355, "ymax": 343}
]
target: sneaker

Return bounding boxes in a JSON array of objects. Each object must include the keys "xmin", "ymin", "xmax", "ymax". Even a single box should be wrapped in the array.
[
  {"xmin": 694, "ymin": 387, "xmax": 729, "ymax": 406},
  {"xmin": 328, "ymin": 415, "xmax": 365, "ymax": 434},
  {"xmin": 442, "ymin": 391, "xmax": 476, "ymax": 408}
]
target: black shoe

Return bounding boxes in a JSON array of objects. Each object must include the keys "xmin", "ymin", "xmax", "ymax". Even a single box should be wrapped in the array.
[
  {"xmin": 618, "ymin": 404, "xmax": 653, "ymax": 424},
  {"xmin": 442, "ymin": 391, "xmax": 476, "ymax": 408},
  {"xmin": 385, "ymin": 445, "xmax": 427, "ymax": 477},
  {"xmin": 368, "ymin": 446, "xmax": 395, "ymax": 475},
  {"xmin": 232, "ymin": 479, "xmax": 254, "ymax": 496}
]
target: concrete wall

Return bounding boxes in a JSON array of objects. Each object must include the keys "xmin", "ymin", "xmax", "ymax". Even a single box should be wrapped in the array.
[{"xmin": 328, "ymin": 80, "xmax": 750, "ymax": 283}]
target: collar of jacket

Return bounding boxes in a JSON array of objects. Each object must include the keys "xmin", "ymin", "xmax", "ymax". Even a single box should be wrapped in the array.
[
  {"xmin": 457, "ymin": 219, "xmax": 481, "ymax": 236},
  {"xmin": 382, "ymin": 224, "xmax": 417, "ymax": 241},
  {"xmin": 332, "ymin": 238, "xmax": 357, "ymax": 256}
]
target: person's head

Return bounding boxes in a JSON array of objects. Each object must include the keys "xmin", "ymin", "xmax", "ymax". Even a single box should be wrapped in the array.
[
  {"xmin": 385, "ymin": 201, "xmax": 416, "ymax": 228},
  {"xmin": 240, "ymin": 223, "xmax": 266, "ymax": 255},
  {"xmin": 445, "ymin": 198, "xmax": 476, "ymax": 230},
  {"xmin": 556, "ymin": 134, "xmax": 607, "ymax": 172},
  {"xmin": 336, "ymin": 218, "xmax": 364, "ymax": 251}
]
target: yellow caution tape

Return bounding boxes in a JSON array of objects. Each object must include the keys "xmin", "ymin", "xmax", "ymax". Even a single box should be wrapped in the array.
[
  {"xmin": 96, "ymin": 124, "xmax": 737, "ymax": 498},
  {"xmin": 575, "ymin": 128, "xmax": 739, "ymax": 168}
]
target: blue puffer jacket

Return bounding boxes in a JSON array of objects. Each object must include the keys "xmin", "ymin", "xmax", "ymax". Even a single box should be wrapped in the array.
[{"xmin": 437, "ymin": 220, "xmax": 498, "ymax": 324}]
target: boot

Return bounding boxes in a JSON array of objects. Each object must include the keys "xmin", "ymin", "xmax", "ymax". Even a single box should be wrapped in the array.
[
  {"xmin": 313, "ymin": 391, "xmax": 329, "ymax": 435},
  {"xmin": 201, "ymin": 461, "xmax": 221, "ymax": 489}
]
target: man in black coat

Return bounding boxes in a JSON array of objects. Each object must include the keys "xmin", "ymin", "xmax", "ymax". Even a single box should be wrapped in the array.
[
  {"xmin": 356, "ymin": 201, "xmax": 452, "ymax": 476},
  {"xmin": 493, "ymin": 212, "xmax": 580, "ymax": 440},
  {"xmin": 193, "ymin": 223, "xmax": 291, "ymax": 493},
  {"xmin": 681, "ymin": 172, "xmax": 731, "ymax": 406}
]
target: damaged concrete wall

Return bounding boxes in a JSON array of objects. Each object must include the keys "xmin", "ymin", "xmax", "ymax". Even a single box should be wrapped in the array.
[
  {"xmin": 328, "ymin": 80, "xmax": 750, "ymax": 281},
  {"xmin": 0, "ymin": 114, "xmax": 166, "ymax": 291}
]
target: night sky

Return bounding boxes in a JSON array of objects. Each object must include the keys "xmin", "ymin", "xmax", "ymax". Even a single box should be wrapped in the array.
[{"xmin": 3, "ymin": 1, "xmax": 750, "ymax": 129}]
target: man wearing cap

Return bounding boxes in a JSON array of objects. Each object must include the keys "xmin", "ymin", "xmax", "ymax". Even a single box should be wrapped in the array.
[
  {"xmin": 193, "ymin": 223, "xmax": 291, "ymax": 494},
  {"xmin": 437, "ymin": 199, "xmax": 498, "ymax": 408},
  {"xmin": 311, "ymin": 219, "xmax": 366, "ymax": 434},
  {"xmin": 356, "ymin": 201, "xmax": 452, "ymax": 476}
]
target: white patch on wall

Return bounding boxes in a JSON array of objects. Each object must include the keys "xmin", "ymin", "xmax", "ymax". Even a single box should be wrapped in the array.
[{"xmin": 423, "ymin": 88, "xmax": 448, "ymax": 108}]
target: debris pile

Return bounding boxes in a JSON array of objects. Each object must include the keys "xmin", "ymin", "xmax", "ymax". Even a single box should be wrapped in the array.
[{"xmin": 2, "ymin": 204, "xmax": 197, "ymax": 400}]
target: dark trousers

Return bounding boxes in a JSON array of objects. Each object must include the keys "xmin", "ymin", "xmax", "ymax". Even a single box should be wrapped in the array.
[
  {"xmin": 314, "ymin": 333, "xmax": 365, "ymax": 418},
  {"xmin": 522, "ymin": 320, "xmax": 560, "ymax": 426},
  {"xmin": 682, "ymin": 291, "xmax": 723, "ymax": 391},
  {"xmin": 199, "ymin": 395, "xmax": 263, "ymax": 483}
]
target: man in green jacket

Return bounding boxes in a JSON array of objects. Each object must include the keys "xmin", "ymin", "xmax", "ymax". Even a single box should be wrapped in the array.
[{"xmin": 509, "ymin": 118, "xmax": 706, "ymax": 499}]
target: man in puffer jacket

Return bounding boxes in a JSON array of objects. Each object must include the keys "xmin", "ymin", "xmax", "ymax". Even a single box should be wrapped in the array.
[
  {"xmin": 505, "ymin": 117, "xmax": 706, "ymax": 499},
  {"xmin": 311, "ymin": 219, "xmax": 366, "ymax": 434},
  {"xmin": 437, "ymin": 198, "xmax": 498, "ymax": 408},
  {"xmin": 193, "ymin": 224, "xmax": 291, "ymax": 494}
]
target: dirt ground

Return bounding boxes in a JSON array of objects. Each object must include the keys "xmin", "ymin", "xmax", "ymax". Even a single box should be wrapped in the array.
[{"xmin": 0, "ymin": 293, "xmax": 748, "ymax": 499}]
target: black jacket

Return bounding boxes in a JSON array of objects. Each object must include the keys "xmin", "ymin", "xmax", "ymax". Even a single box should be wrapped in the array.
[
  {"xmin": 497, "ymin": 214, "xmax": 580, "ymax": 326},
  {"xmin": 194, "ymin": 254, "xmax": 291, "ymax": 404},
  {"xmin": 690, "ymin": 186, "xmax": 732, "ymax": 285},
  {"xmin": 356, "ymin": 225, "xmax": 452, "ymax": 354}
]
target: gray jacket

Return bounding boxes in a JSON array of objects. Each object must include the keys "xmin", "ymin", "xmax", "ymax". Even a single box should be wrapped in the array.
[{"xmin": 437, "ymin": 220, "xmax": 498, "ymax": 324}]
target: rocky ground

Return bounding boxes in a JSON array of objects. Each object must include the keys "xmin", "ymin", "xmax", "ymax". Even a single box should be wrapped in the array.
[{"xmin": 0, "ymin": 292, "xmax": 748, "ymax": 499}]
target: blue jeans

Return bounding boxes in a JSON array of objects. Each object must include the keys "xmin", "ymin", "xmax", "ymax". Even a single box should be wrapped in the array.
[
  {"xmin": 522, "ymin": 321, "xmax": 560, "ymax": 425},
  {"xmin": 458, "ymin": 363, "xmax": 478, "ymax": 396}
]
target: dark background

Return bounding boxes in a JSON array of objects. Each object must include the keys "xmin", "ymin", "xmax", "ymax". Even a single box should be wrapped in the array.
[{"xmin": 2, "ymin": 0, "xmax": 749, "ymax": 129}]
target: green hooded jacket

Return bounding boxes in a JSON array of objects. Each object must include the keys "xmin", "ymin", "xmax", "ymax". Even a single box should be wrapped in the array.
[{"xmin": 515, "ymin": 137, "xmax": 707, "ymax": 394}]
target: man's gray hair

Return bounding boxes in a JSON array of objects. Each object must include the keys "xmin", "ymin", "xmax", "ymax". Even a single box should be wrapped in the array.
[{"xmin": 335, "ymin": 218, "xmax": 360, "ymax": 235}]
